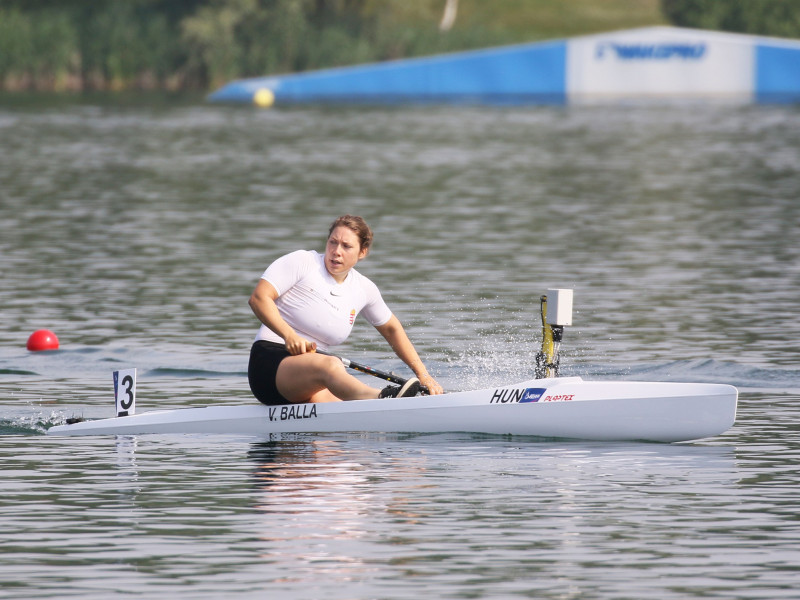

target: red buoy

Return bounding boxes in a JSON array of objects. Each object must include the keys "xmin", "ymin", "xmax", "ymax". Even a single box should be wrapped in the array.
[{"xmin": 27, "ymin": 329, "xmax": 59, "ymax": 351}]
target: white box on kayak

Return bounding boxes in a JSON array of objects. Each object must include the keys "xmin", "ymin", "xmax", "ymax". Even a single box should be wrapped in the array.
[{"xmin": 547, "ymin": 289, "xmax": 573, "ymax": 326}]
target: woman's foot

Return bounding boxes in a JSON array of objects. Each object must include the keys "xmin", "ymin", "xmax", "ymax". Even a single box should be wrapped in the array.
[{"xmin": 379, "ymin": 378, "xmax": 421, "ymax": 398}]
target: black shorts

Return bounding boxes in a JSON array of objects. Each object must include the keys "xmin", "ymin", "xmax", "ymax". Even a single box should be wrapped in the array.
[{"xmin": 248, "ymin": 341, "xmax": 291, "ymax": 406}]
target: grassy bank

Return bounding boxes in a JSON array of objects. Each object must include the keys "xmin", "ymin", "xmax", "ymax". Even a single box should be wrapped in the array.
[{"xmin": 444, "ymin": 0, "xmax": 666, "ymax": 40}]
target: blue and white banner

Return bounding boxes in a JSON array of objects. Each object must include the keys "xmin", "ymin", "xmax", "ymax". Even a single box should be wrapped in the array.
[{"xmin": 208, "ymin": 27, "xmax": 800, "ymax": 106}]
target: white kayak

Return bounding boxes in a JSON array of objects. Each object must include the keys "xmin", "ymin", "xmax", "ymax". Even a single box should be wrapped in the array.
[{"xmin": 46, "ymin": 376, "xmax": 738, "ymax": 442}]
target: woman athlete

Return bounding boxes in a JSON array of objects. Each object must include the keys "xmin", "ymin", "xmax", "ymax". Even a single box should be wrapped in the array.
[{"xmin": 247, "ymin": 215, "xmax": 443, "ymax": 405}]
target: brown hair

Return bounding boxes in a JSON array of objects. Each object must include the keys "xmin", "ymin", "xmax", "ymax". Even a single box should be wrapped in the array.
[{"xmin": 328, "ymin": 215, "xmax": 373, "ymax": 251}]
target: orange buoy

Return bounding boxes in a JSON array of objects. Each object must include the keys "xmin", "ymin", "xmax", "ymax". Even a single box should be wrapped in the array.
[{"xmin": 27, "ymin": 329, "xmax": 59, "ymax": 351}]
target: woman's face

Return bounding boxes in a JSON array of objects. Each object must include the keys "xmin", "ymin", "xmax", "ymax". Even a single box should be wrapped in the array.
[{"xmin": 325, "ymin": 226, "xmax": 367, "ymax": 282}]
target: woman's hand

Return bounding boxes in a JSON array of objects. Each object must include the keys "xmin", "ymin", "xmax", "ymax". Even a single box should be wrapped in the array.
[
  {"xmin": 283, "ymin": 332, "xmax": 317, "ymax": 355},
  {"xmin": 419, "ymin": 373, "xmax": 443, "ymax": 395}
]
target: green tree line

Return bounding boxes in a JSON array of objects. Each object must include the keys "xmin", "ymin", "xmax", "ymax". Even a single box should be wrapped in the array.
[
  {"xmin": 662, "ymin": 0, "xmax": 800, "ymax": 39},
  {"xmin": 0, "ymin": 0, "xmax": 512, "ymax": 92},
  {"xmin": 0, "ymin": 0, "xmax": 798, "ymax": 93}
]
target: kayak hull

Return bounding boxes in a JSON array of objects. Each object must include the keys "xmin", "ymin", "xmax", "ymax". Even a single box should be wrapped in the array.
[{"xmin": 46, "ymin": 377, "xmax": 738, "ymax": 442}]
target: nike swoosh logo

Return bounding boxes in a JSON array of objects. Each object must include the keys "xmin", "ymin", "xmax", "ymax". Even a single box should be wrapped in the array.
[{"xmin": 330, "ymin": 290, "xmax": 342, "ymax": 296}]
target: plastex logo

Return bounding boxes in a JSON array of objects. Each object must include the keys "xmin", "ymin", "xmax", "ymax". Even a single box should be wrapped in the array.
[
  {"xmin": 520, "ymin": 388, "xmax": 546, "ymax": 403},
  {"xmin": 595, "ymin": 42, "xmax": 706, "ymax": 61}
]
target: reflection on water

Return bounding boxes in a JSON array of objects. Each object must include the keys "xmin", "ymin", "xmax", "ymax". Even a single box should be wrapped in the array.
[
  {"xmin": 0, "ymin": 412, "xmax": 795, "ymax": 599},
  {"xmin": 249, "ymin": 440, "xmax": 373, "ymax": 580},
  {"xmin": 247, "ymin": 438, "xmax": 433, "ymax": 582},
  {"xmin": 241, "ymin": 435, "xmax": 746, "ymax": 594}
]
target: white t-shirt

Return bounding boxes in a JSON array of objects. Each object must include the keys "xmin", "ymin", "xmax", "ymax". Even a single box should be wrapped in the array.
[{"xmin": 254, "ymin": 250, "xmax": 393, "ymax": 349}]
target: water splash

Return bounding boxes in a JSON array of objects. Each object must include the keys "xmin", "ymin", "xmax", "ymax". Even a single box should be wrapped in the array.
[{"xmin": 0, "ymin": 410, "xmax": 75, "ymax": 435}]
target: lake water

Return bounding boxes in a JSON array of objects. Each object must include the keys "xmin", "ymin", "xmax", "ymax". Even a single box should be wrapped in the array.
[{"xmin": 1, "ymin": 97, "xmax": 800, "ymax": 599}]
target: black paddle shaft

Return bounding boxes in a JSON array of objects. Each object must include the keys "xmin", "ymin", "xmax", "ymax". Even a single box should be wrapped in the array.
[{"xmin": 316, "ymin": 349, "xmax": 429, "ymax": 394}]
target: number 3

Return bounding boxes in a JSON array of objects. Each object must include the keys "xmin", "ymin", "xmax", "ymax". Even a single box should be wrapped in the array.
[{"xmin": 120, "ymin": 375, "xmax": 134, "ymax": 410}]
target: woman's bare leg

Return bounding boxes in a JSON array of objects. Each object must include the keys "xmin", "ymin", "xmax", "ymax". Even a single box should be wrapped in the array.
[{"xmin": 276, "ymin": 352, "xmax": 381, "ymax": 403}]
